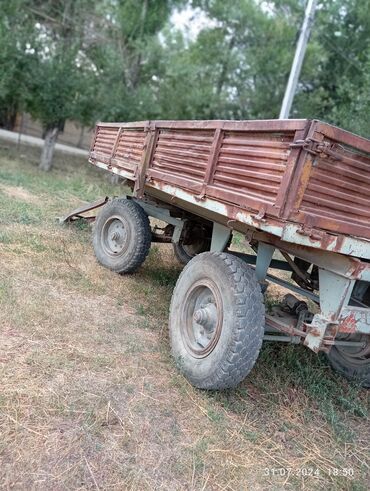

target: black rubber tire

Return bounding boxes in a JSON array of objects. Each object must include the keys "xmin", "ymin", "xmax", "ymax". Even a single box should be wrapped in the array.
[
  {"xmin": 169, "ymin": 252, "xmax": 265, "ymax": 390},
  {"xmin": 173, "ymin": 240, "xmax": 209, "ymax": 265},
  {"xmin": 327, "ymin": 335, "xmax": 370, "ymax": 388},
  {"xmin": 93, "ymin": 198, "xmax": 151, "ymax": 274}
]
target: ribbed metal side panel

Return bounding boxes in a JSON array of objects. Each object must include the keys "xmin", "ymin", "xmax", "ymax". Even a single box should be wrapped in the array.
[
  {"xmin": 89, "ymin": 119, "xmax": 370, "ymax": 248},
  {"xmin": 149, "ymin": 129, "xmax": 213, "ymax": 190},
  {"xmin": 113, "ymin": 130, "xmax": 145, "ymax": 175},
  {"xmin": 300, "ymin": 144, "xmax": 370, "ymax": 231},
  {"xmin": 210, "ymin": 132, "xmax": 291, "ymax": 205},
  {"xmin": 91, "ymin": 126, "xmax": 145, "ymax": 177},
  {"xmin": 92, "ymin": 126, "xmax": 119, "ymax": 155}
]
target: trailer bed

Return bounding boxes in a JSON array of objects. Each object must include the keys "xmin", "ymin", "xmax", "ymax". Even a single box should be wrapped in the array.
[
  {"xmin": 83, "ymin": 119, "xmax": 370, "ymax": 386},
  {"xmin": 89, "ymin": 119, "xmax": 370, "ymax": 259}
]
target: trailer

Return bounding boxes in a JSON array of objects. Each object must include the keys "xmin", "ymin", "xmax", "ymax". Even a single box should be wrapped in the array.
[{"xmin": 64, "ymin": 119, "xmax": 370, "ymax": 389}]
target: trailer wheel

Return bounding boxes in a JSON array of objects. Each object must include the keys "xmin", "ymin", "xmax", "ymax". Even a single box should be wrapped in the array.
[
  {"xmin": 93, "ymin": 199, "xmax": 151, "ymax": 274},
  {"xmin": 328, "ymin": 334, "xmax": 370, "ymax": 388},
  {"xmin": 169, "ymin": 252, "xmax": 265, "ymax": 389},
  {"xmin": 173, "ymin": 239, "xmax": 209, "ymax": 265}
]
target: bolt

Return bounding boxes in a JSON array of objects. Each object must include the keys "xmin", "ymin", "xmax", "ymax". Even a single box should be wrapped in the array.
[{"xmin": 193, "ymin": 308, "xmax": 208, "ymax": 325}]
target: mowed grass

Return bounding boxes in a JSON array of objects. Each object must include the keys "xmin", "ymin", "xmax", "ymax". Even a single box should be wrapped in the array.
[{"xmin": 0, "ymin": 141, "xmax": 369, "ymax": 490}]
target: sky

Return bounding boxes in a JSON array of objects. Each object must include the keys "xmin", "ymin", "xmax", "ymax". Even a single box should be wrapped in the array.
[{"xmin": 171, "ymin": 6, "xmax": 215, "ymax": 40}]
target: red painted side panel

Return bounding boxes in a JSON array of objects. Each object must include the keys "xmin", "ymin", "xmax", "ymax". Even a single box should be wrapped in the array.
[
  {"xmin": 88, "ymin": 119, "xmax": 370, "ymax": 242},
  {"xmin": 148, "ymin": 129, "xmax": 214, "ymax": 194},
  {"xmin": 288, "ymin": 125, "xmax": 370, "ymax": 239},
  {"xmin": 207, "ymin": 131, "xmax": 293, "ymax": 215}
]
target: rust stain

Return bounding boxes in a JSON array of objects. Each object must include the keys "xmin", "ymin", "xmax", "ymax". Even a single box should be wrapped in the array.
[{"xmin": 338, "ymin": 312, "xmax": 357, "ymax": 333}]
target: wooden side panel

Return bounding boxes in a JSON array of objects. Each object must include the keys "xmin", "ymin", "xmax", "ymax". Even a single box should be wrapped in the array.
[{"xmin": 91, "ymin": 126, "xmax": 119, "ymax": 156}]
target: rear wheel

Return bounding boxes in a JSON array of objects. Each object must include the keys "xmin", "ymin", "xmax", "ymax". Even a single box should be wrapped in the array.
[
  {"xmin": 173, "ymin": 238, "xmax": 210, "ymax": 265},
  {"xmin": 93, "ymin": 198, "xmax": 151, "ymax": 274},
  {"xmin": 327, "ymin": 334, "xmax": 370, "ymax": 388},
  {"xmin": 173, "ymin": 221, "xmax": 211, "ymax": 265},
  {"xmin": 169, "ymin": 252, "xmax": 265, "ymax": 390}
]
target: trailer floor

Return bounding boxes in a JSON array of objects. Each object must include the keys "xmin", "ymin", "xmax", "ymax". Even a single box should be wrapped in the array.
[{"xmin": 0, "ymin": 142, "xmax": 369, "ymax": 491}]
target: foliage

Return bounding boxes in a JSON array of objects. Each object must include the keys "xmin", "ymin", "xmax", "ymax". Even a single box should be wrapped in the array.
[
  {"xmin": 25, "ymin": 1, "xmax": 98, "ymax": 130},
  {"xmin": 0, "ymin": 1, "xmax": 35, "ymax": 128},
  {"xmin": 92, "ymin": 0, "xmax": 185, "ymax": 121},
  {"xmin": 154, "ymin": 0, "xmax": 300, "ymax": 120},
  {"xmin": 294, "ymin": 0, "xmax": 370, "ymax": 136},
  {"xmin": 0, "ymin": 0, "xmax": 369, "ymax": 145}
]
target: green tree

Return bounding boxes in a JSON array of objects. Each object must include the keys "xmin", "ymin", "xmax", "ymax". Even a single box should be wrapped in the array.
[
  {"xmin": 294, "ymin": 0, "xmax": 370, "ymax": 137},
  {"xmin": 1, "ymin": 0, "xmax": 369, "ymax": 171},
  {"xmin": 163, "ymin": 0, "xmax": 369, "ymax": 136},
  {"xmin": 155, "ymin": 0, "xmax": 302, "ymax": 119},
  {"xmin": 23, "ymin": 1, "xmax": 98, "ymax": 170},
  {"xmin": 0, "ymin": 1, "xmax": 34, "ymax": 129},
  {"xmin": 93, "ymin": 0, "xmax": 185, "ymax": 122}
]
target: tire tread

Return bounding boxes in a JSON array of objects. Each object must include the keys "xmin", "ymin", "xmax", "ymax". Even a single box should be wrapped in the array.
[
  {"xmin": 93, "ymin": 198, "xmax": 151, "ymax": 274},
  {"xmin": 170, "ymin": 252, "xmax": 265, "ymax": 390}
]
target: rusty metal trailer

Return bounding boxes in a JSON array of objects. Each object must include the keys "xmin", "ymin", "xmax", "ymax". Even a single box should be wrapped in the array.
[{"xmin": 65, "ymin": 119, "xmax": 370, "ymax": 389}]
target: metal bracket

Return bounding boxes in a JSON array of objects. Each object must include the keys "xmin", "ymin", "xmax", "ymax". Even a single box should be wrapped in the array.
[
  {"xmin": 252, "ymin": 205, "xmax": 267, "ymax": 222},
  {"xmin": 290, "ymin": 138, "xmax": 343, "ymax": 161},
  {"xmin": 255, "ymin": 243, "xmax": 275, "ymax": 282},
  {"xmin": 210, "ymin": 223, "xmax": 231, "ymax": 252},
  {"xmin": 172, "ymin": 224, "xmax": 184, "ymax": 244},
  {"xmin": 133, "ymin": 199, "xmax": 185, "ymax": 244},
  {"xmin": 304, "ymin": 314, "xmax": 332, "ymax": 353},
  {"xmin": 304, "ymin": 268, "xmax": 356, "ymax": 352}
]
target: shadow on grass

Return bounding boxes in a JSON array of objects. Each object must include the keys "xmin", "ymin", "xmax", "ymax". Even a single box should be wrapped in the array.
[
  {"xmin": 141, "ymin": 246, "xmax": 182, "ymax": 288},
  {"xmin": 205, "ymin": 343, "xmax": 368, "ymax": 442}
]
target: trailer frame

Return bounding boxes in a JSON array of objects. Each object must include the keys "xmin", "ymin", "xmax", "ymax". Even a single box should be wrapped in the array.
[
  {"xmin": 62, "ymin": 194, "xmax": 370, "ymax": 355},
  {"xmin": 62, "ymin": 117, "xmax": 370, "ymax": 387}
]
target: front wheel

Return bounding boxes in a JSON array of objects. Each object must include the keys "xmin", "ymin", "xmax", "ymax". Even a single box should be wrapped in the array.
[
  {"xmin": 169, "ymin": 252, "xmax": 265, "ymax": 390},
  {"xmin": 93, "ymin": 198, "xmax": 151, "ymax": 274},
  {"xmin": 327, "ymin": 334, "xmax": 370, "ymax": 388}
]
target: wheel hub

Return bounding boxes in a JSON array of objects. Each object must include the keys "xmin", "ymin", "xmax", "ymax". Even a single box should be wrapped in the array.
[
  {"xmin": 102, "ymin": 217, "xmax": 129, "ymax": 255},
  {"xmin": 193, "ymin": 303, "xmax": 218, "ymax": 332},
  {"xmin": 182, "ymin": 281, "xmax": 223, "ymax": 358}
]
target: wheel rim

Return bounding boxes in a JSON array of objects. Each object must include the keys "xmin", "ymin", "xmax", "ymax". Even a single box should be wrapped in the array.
[
  {"xmin": 182, "ymin": 239, "xmax": 208, "ymax": 257},
  {"xmin": 101, "ymin": 215, "xmax": 130, "ymax": 256},
  {"xmin": 181, "ymin": 279, "xmax": 223, "ymax": 358},
  {"xmin": 335, "ymin": 334, "xmax": 370, "ymax": 366}
]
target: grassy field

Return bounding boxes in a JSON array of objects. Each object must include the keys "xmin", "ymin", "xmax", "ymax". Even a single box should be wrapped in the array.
[{"xmin": 0, "ymin": 141, "xmax": 369, "ymax": 491}]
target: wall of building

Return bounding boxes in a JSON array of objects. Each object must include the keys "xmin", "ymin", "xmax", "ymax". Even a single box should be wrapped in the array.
[{"xmin": 13, "ymin": 113, "xmax": 95, "ymax": 150}]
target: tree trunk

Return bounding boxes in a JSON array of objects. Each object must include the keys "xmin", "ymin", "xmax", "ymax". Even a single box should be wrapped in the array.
[
  {"xmin": 216, "ymin": 36, "xmax": 235, "ymax": 96},
  {"xmin": 39, "ymin": 126, "xmax": 59, "ymax": 171},
  {"xmin": 77, "ymin": 126, "xmax": 85, "ymax": 148}
]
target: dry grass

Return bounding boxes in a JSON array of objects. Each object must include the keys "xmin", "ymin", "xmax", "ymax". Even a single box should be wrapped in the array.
[{"xmin": 0, "ymin": 142, "xmax": 369, "ymax": 490}]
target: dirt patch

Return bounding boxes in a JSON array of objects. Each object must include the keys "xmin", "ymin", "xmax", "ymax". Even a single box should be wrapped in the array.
[{"xmin": 0, "ymin": 183, "xmax": 41, "ymax": 204}]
